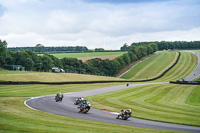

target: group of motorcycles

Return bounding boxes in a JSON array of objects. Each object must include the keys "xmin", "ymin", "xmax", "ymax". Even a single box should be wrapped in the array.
[
  {"xmin": 55, "ymin": 93, "xmax": 132, "ymax": 120},
  {"xmin": 74, "ymin": 97, "xmax": 91, "ymax": 113}
]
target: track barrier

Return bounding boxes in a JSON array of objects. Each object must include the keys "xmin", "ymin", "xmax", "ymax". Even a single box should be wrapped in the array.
[{"xmin": 170, "ymin": 81, "xmax": 200, "ymax": 85}]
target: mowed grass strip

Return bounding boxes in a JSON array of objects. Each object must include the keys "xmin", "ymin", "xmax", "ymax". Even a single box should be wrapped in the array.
[
  {"xmin": 87, "ymin": 83, "xmax": 200, "ymax": 126},
  {"xmin": 39, "ymin": 52, "xmax": 127, "ymax": 59},
  {"xmin": 156, "ymin": 51, "xmax": 198, "ymax": 82},
  {"xmin": 0, "ymin": 69, "xmax": 122, "ymax": 82},
  {"xmin": 0, "ymin": 83, "xmax": 173, "ymax": 133},
  {"xmin": 121, "ymin": 51, "xmax": 198, "ymax": 82},
  {"xmin": 0, "ymin": 83, "xmax": 126, "ymax": 97},
  {"xmin": 121, "ymin": 51, "xmax": 177, "ymax": 80}
]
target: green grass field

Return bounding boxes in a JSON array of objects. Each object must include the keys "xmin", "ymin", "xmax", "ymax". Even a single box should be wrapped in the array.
[
  {"xmin": 195, "ymin": 75, "xmax": 200, "ymax": 81},
  {"xmin": 0, "ymin": 69, "xmax": 122, "ymax": 82},
  {"xmin": 0, "ymin": 83, "xmax": 174, "ymax": 133},
  {"xmin": 87, "ymin": 83, "xmax": 200, "ymax": 126},
  {"xmin": 156, "ymin": 51, "xmax": 198, "ymax": 82},
  {"xmin": 39, "ymin": 52, "xmax": 126, "ymax": 59},
  {"xmin": 121, "ymin": 51, "xmax": 178, "ymax": 80},
  {"xmin": 0, "ymin": 50, "xmax": 199, "ymax": 132},
  {"xmin": 121, "ymin": 51, "xmax": 198, "ymax": 82}
]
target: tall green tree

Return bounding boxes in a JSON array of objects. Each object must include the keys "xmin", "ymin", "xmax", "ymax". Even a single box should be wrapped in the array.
[
  {"xmin": 139, "ymin": 45, "xmax": 147, "ymax": 57},
  {"xmin": 41, "ymin": 55, "xmax": 53, "ymax": 71},
  {"xmin": 22, "ymin": 58, "xmax": 34, "ymax": 71},
  {"xmin": 149, "ymin": 43, "xmax": 158, "ymax": 52},
  {"xmin": 35, "ymin": 44, "xmax": 44, "ymax": 53},
  {"xmin": 46, "ymin": 54, "xmax": 63, "ymax": 68},
  {"xmin": 25, "ymin": 50, "xmax": 40, "ymax": 71},
  {"xmin": 61, "ymin": 57, "xmax": 85, "ymax": 73},
  {"xmin": 133, "ymin": 47, "xmax": 142, "ymax": 59},
  {"xmin": 115, "ymin": 56, "xmax": 126, "ymax": 68},
  {"xmin": 128, "ymin": 51, "xmax": 137, "ymax": 62},
  {"xmin": 122, "ymin": 53, "xmax": 131, "ymax": 65},
  {"xmin": 146, "ymin": 45, "xmax": 154, "ymax": 54},
  {"xmin": 120, "ymin": 43, "xmax": 129, "ymax": 51},
  {"xmin": 0, "ymin": 40, "xmax": 8, "ymax": 66},
  {"xmin": 85, "ymin": 58, "xmax": 103, "ymax": 75},
  {"xmin": 5, "ymin": 51, "xmax": 15, "ymax": 65}
]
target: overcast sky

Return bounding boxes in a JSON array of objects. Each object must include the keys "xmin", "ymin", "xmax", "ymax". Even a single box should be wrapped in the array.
[{"xmin": 0, "ymin": 0, "xmax": 200, "ymax": 50}]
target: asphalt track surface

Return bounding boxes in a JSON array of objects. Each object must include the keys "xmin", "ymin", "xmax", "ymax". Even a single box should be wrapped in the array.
[
  {"xmin": 184, "ymin": 51, "xmax": 200, "ymax": 81},
  {"xmin": 25, "ymin": 82, "xmax": 200, "ymax": 133}
]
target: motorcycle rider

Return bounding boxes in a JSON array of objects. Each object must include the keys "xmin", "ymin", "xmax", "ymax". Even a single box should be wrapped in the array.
[
  {"xmin": 118, "ymin": 109, "xmax": 125, "ymax": 117},
  {"xmin": 74, "ymin": 97, "xmax": 84, "ymax": 105},
  {"xmin": 56, "ymin": 92, "xmax": 63, "ymax": 100},
  {"xmin": 127, "ymin": 82, "xmax": 129, "ymax": 87},
  {"xmin": 78, "ymin": 99, "xmax": 90, "ymax": 112},
  {"xmin": 78, "ymin": 97, "xmax": 84, "ymax": 102},
  {"xmin": 78, "ymin": 100, "xmax": 86, "ymax": 110},
  {"xmin": 117, "ymin": 109, "xmax": 131, "ymax": 118}
]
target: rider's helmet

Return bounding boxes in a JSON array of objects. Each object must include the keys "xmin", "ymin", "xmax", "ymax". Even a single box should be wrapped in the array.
[{"xmin": 83, "ymin": 100, "xmax": 87, "ymax": 104}]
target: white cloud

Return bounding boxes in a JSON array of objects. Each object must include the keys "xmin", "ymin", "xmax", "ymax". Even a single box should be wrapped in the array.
[
  {"xmin": 126, "ymin": 27, "xmax": 200, "ymax": 44},
  {"xmin": 0, "ymin": 0, "xmax": 199, "ymax": 49}
]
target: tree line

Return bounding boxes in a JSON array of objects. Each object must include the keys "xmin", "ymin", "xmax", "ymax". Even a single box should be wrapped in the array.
[
  {"xmin": 0, "ymin": 40, "xmax": 158, "ymax": 76},
  {"xmin": 121, "ymin": 41, "xmax": 200, "ymax": 51},
  {"xmin": 8, "ymin": 44, "xmax": 89, "ymax": 53},
  {"xmin": 8, "ymin": 44, "xmax": 120, "ymax": 53}
]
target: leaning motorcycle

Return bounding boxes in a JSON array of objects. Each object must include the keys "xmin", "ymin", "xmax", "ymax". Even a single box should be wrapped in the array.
[
  {"xmin": 116, "ymin": 109, "xmax": 132, "ymax": 120},
  {"xmin": 74, "ymin": 98, "xmax": 83, "ymax": 105},
  {"xmin": 78, "ymin": 100, "xmax": 91, "ymax": 113},
  {"xmin": 55, "ymin": 94, "xmax": 63, "ymax": 102}
]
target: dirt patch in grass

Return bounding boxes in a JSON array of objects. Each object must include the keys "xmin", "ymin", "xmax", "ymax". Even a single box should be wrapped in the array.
[{"xmin": 78, "ymin": 55, "xmax": 120, "ymax": 62}]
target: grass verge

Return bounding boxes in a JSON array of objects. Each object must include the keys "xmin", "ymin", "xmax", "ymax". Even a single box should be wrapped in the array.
[
  {"xmin": 0, "ymin": 69, "xmax": 122, "ymax": 82},
  {"xmin": 121, "ymin": 51, "xmax": 198, "ymax": 82},
  {"xmin": 121, "ymin": 51, "xmax": 177, "ymax": 80},
  {"xmin": 0, "ymin": 83, "xmax": 176, "ymax": 133},
  {"xmin": 87, "ymin": 83, "xmax": 200, "ymax": 127},
  {"xmin": 156, "ymin": 51, "xmax": 198, "ymax": 82}
]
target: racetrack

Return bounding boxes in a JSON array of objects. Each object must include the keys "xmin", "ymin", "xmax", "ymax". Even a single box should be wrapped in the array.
[
  {"xmin": 184, "ymin": 51, "xmax": 200, "ymax": 81},
  {"xmin": 25, "ymin": 82, "xmax": 200, "ymax": 133}
]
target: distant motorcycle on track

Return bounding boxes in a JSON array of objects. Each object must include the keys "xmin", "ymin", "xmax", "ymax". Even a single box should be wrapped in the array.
[
  {"xmin": 74, "ymin": 97, "xmax": 84, "ymax": 105},
  {"xmin": 116, "ymin": 109, "xmax": 132, "ymax": 120},
  {"xmin": 78, "ymin": 99, "xmax": 91, "ymax": 113},
  {"xmin": 55, "ymin": 92, "xmax": 63, "ymax": 102}
]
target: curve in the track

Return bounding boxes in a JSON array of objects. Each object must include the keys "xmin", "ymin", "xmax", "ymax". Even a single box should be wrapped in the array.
[
  {"xmin": 184, "ymin": 51, "xmax": 200, "ymax": 81},
  {"xmin": 25, "ymin": 82, "xmax": 200, "ymax": 133}
]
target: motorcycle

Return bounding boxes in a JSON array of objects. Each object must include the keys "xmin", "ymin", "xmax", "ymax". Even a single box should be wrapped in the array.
[
  {"xmin": 116, "ymin": 109, "xmax": 132, "ymax": 120},
  {"xmin": 55, "ymin": 93, "xmax": 63, "ymax": 102},
  {"xmin": 74, "ymin": 97, "xmax": 83, "ymax": 105},
  {"xmin": 78, "ymin": 100, "xmax": 91, "ymax": 113}
]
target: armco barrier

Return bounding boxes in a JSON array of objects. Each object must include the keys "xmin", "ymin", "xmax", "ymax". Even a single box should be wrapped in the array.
[
  {"xmin": 0, "ymin": 80, "xmax": 143, "ymax": 85},
  {"xmin": 0, "ymin": 52, "xmax": 181, "ymax": 85},
  {"xmin": 170, "ymin": 81, "xmax": 200, "ymax": 85},
  {"xmin": 0, "ymin": 81, "xmax": 40, "ymax": 85}
]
